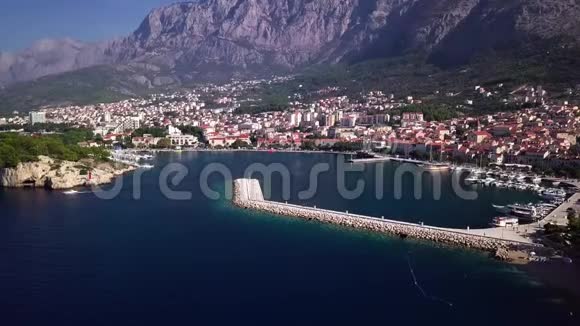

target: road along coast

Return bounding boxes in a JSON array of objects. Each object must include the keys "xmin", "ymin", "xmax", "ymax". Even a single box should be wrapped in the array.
[{"xmin": 232, "ymin": 179, "xmax": 540, "ymax": 254}]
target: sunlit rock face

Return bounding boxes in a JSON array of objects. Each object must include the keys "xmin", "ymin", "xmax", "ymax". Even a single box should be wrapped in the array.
[{"xmin": 2, "ymin": 0, "xmax": 580, "ymax": 84}]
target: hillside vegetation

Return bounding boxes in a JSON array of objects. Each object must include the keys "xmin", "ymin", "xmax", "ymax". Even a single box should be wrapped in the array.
[
  {"xmin": 236, "ymin": 40, "xmax": 580, "ymax": 116},
  {"xmin": 2, "ymin": 39, "xmax": 580, "ymax": 115},
  {"xmin": 0, "ymin": 131, "xmax": 109, "ymax": 169},
  {"xmin": 0, "ymin": 65, "xmax": 157, "ymax": 113}
]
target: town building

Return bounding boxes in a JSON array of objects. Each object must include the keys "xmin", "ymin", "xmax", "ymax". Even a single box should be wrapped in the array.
[
  {"xmin": 29, "ymin": 111, "xmax": 46, "ymax": 125},
  {"xmin": 168, "ymin": 134, "xmax": 198, "ymax": 147}
]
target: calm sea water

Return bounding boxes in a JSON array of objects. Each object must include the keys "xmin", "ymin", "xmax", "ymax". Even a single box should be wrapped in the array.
[{"xmin": 0, "ymin": 152, "xmax": 577, "ymax": 325}]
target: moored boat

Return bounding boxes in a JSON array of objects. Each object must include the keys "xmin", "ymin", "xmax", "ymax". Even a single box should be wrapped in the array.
[
  {"xmin": 418, "ymin": 163, "xmax": 451, "ymax": 171},
  {"xmin": 507, "ymin": 204, "xmax": 539, "ymax": 221},
  {"xmin": 465, "ymin": 177, "xmax": 479, "ymax": 184},
  {"xmin": 491, "ymin": 216, "xmax": 519, "ymax": 227}
]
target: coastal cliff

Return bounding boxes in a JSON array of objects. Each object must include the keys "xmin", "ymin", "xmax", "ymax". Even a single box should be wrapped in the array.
[{"xmin": 0, "ymin": 156, "xmax": 134, "ymax": 190}]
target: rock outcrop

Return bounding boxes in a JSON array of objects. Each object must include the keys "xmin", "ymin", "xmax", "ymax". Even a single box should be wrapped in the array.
[{"xmin": 0, "ymin": 156, "xmax": 134, "ymax": 190}]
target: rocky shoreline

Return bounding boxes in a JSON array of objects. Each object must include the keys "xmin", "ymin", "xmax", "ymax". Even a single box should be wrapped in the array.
[
  {"xmin": 0, "ymin": 156, "xmax": 135, "ymax": 190},
  {"xmin": 232, "ymin": 179, "xmax": 538, "ymax": 254}
]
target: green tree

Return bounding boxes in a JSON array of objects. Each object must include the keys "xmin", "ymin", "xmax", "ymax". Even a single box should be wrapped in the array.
[
  {"xmin": 332, "ymin": 142, "xmax": 363, "ymax": 152},
  {"xmin": 156, "ymin": 138, "xmax": 172, "ymax": 149},
  {"xmin": 0, "ymin": 132, "xmax": 111, "ymax": 168},
  {"xmin": 178, "ymin": 125, "xmax": 206, "ymax": 143},
  {"xmin": 0, "ymin": 143, "xmax": 19, "ymax": 168},
  {"xmin": 230, "ymin": 140, "xmax": 251, "ymax": 149},
  {"xmin": 132, "ymin": 128, "xmax": 167, "ymax": 138},
  {"xmin": 300, "ymin": 141, "xmax": 317, "ymax": 151}
]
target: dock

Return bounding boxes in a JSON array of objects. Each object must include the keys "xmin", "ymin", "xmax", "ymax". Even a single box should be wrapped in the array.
[
  {"xmin": 233, "ymin": 179, "xmax": 540, "ymax": 252},
  {"xmin": 348, "ymin": 155, "xmax": 451, "ymax": 170},
  {"xmin": 347, "ymin": 157, "xmax": 391, "ymax": 163}
]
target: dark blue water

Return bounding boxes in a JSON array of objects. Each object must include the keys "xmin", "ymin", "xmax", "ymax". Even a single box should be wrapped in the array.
[{"xmin": 0, "ymin": 152, "xmax": 577, "ymax": 325}]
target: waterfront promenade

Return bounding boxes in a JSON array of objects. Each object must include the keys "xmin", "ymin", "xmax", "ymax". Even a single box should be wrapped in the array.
[
  {"xmin": 465, "ymin": 193, "xmax": 580, "ymax": 243},
  {"xmin": 348, "ymin": 156, "xmax": 428, "ymax": 165},
  {"xmin": 233, "ymin": 179, "xmax": 540, "ymax": 252}
]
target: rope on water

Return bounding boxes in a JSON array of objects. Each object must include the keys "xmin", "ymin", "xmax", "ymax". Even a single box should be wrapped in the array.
[{"xmin": 407, "ymin": 253, "xmax": 454, "ymax": 308}]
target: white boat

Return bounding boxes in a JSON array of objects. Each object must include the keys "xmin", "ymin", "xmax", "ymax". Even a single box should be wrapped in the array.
[
  {"xmin": 140, "ymin": 164, "xmax": 155, "ymax": 169},
  {"xmin": 507, "ymin": 204, "xmax": 539, "ymax": 220},
  {"xmin": 465, "ymin": 177, "xmax": 479, "ymax": 184},
  {"xmin": 541, "ymin": 194, "xmax": 564, "ymax": 200},
  {"xmin": 491, "ymin": 216, "xmax": 519, "ymax": 227},
  {"xmin": 540, "ymin": 188, "xmax": 566, "ymax": 200},
  {"xmin": 473, "ymin": 169, "xmax": 485, "ymax": 176},
  {"xmin": 483, "ymin": 177, "xmax": 496, "ymax": 186},
  {"xmin": 63, "ymin": 190, "xmax": 80, "ymax": 195},
  {"xmin": 418, "ymin": 163, "xmax": 451, "ymax": 171},
  {"xmin": 551, "ymin": 198, "xmax": 565, "ymax": 205}
]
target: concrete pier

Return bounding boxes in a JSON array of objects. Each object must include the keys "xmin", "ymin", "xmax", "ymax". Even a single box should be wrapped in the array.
[{"xmin": 233, "ymin": 179, "xmax": 540, "ymax": 253}]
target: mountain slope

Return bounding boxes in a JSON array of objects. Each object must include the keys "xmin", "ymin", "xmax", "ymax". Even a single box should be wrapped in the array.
[
  {"xmin": 1, "ymin": 0, "xmax": 580, "ymax": 112},
  {"xmin": 0, "ymin": 38, "xmax": 112, "ymax": 85},
  {"xmin": 110, "ymin": 0, "xmax": 371, "ymax": 72},
  {"xmin": 2, "ymin": 0, "xmax": 580, "ymax": 85},
  {"xmin": 0, "ymin": 65, "xmax": 165, "ymax": 113}
]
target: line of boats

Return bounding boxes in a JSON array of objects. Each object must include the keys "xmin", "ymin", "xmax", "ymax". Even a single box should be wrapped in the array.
[
  {"xmin": 110, "ymin": 151, "xmax": 156, "ymax": 169},
  {"xmin": 461, "ymin": 169, "xmax": 572, "ymax": 199},
  {"xmin": 468, "ymin": 166, "xmax": 572, "ymax": 227},
  {"xmin": 490, "ymin": 192, "xmax": 566, "ymax": 227}
]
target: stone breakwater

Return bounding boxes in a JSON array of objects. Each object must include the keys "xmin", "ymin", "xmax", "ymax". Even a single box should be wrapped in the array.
[{"xmin": 233, "ymin": 179, "xmax": 537, "ymax": 253}]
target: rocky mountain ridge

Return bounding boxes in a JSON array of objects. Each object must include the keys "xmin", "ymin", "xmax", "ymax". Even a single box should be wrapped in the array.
[
  {"xmin": 1, "ymin": 0, "xmax": 580, "ymax": 86},
  {"xmin": 0, "ymin": 38, "xmax": 114, "ymax": 85}
]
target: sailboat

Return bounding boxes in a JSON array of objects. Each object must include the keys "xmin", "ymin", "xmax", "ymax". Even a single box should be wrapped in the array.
[{"xmin": 419, "ymin": 144, "xmax": 450, "ymax": 171}]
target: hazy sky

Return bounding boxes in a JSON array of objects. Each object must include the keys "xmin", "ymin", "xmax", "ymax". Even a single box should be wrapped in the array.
[{"xmin": 0, "ymin": 0, "xmax": 186, "ymax": 52}]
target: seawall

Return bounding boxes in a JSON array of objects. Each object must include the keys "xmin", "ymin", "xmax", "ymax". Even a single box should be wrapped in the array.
[{"xmin": 233, "ymin": 179, "xmax": 539, "ymax": 253}]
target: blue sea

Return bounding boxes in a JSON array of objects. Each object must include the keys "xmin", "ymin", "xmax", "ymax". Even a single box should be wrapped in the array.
[{"xmin": 0, "ymin": 152, "xmax": 577, "ymax": 325}]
